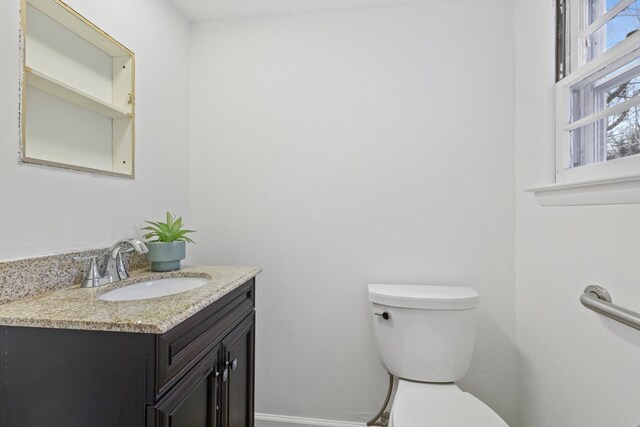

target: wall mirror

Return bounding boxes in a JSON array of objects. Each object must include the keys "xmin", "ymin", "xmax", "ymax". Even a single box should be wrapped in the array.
[{"xmin": 20, "ymin": 0, "xmax": 135, "ymax": 178}]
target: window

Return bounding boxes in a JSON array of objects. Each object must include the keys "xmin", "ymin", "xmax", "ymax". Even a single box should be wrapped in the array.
[{"xmin": 556, "ymin": 0, "xmax": 640, "ymax": 183}]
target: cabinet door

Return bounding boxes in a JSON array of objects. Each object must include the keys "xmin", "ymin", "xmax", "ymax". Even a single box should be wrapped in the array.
[
  {"xmin": 221, "ymin": 313, "xmax": 255, "ymax": 427},
  {"xmin": 151, "ymin": 345, "xmax": 222, "ymax": 427}
]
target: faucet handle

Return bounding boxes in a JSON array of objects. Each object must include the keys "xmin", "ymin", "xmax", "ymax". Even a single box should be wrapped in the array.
[
  {"xmin": 109, "ymin": 238, "xmax": 148, "ymax": 258},
  {"xmin": 74, "ymin": 255, "xmax": 103, "ymax": 288}
]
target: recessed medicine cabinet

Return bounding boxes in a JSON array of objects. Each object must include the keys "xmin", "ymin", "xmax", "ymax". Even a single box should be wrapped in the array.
[{"xmin": 20, "ymin": 0, "xmax": 135, "ymax": 178}]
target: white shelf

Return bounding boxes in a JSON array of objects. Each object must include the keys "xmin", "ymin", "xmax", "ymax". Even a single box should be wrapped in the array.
[
  {"xmin": 21, "ymin": 0, "xmax": 135, "ymax": 177},
  {"xmin": 27, "ymin": 0, "xmax": 131, "ymax": 57},
  {"xmin": 25, "ymin": 67, "xmax": 131, "ymax": 119}
]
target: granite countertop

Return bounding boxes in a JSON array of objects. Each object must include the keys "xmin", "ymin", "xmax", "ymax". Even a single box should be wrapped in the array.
[{"xmin": 0, "ymin": 266, "xmax": 261, "ymax": 334}]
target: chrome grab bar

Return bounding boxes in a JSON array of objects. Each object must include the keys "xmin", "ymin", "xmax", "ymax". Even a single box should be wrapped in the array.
[{"xmin": 580, "ymin": 285, "xmax": 640, "ymax": 331}]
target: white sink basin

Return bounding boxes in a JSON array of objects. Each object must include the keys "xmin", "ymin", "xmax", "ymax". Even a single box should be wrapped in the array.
[{"xmin": 99, "ymin": 277, "xmax": 209, "ymax": 301}]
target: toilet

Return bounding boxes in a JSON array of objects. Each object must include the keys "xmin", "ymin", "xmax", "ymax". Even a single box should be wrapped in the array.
[{"xmin": 368, "ymin": 284, "xmax": 508, "ymax": 426}]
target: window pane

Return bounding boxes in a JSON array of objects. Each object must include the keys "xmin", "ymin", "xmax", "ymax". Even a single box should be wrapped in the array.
[
  {"xmin": 570, "ymin": 56, "xmax": 640, "ymax": 122},
  {"xmin": 588, "ymin": 0, "xmax": 629, "ymax": 23},
  {"xmin": 607, "ymin": 103, "xmax": 640, "ymax": 160},
  {"xmin": 586, "ymin": 0, "xmax": 640, "ymax": 61},
  {"xmin": 569, "ymin": 104, "xmax": 640, "ymax": 167}
]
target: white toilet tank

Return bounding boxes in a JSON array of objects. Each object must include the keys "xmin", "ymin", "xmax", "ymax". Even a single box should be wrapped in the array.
[{"xmin": 368, "ymin": 284, "xmax": 479, "ymax": 383}]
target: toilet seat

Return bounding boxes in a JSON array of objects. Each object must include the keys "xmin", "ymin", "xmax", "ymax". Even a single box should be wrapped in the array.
[{"xmin": 390, "ymin": 381, "xmax": 508, "ymax": 427}]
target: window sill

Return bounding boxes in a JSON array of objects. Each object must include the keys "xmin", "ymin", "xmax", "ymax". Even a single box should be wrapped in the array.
[{"xmin": 526, "ymin": 173, "xmax": 640, "ymax": 206}]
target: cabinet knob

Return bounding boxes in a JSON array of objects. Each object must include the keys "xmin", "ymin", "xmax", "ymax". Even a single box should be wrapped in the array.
[{"xmin": 222, "ymin": 359, "xmax": 238, "ymax": 382}]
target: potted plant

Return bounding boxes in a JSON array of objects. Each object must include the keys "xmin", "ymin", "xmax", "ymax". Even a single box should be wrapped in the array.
[{"xmin": 142, "ymin": 212, "xmax": 195, "ymax": 272}]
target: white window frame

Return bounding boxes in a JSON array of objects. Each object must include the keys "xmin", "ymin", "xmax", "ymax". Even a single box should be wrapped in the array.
[{"xmin": 555, "ymin": 0, "xmax": 640, "ymax": 184}]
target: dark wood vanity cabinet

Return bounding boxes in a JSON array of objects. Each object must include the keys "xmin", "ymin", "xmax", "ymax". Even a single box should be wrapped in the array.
[
  {"xmin": 150, "ymin": 313, "xmax": 255, "ymax": 427},
  {"xmin": 221, "ymin": 314, "xmax": 255, "ymax": 427},
  {"xmin": 0, "ymin": 278, "xmax": 255, "ymax": 427},
  {"xmin": 152, "ymin": 343, "xmax": 223, "ymax": 427}
]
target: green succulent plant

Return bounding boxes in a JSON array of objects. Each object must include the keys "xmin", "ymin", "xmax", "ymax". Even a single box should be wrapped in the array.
[{"xmin": 142, "ymin": 212, "xmax": 195, "ymax": 243}]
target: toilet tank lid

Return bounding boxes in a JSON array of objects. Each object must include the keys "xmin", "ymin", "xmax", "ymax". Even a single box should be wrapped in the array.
[{"xmin": 368, "ymin": 284, "xmax": 479, "ymax": 310}]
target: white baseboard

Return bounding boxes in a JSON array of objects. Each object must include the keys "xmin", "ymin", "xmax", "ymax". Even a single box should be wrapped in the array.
[{"xmin": 255, "ymin": 413, "xmax": 367, "ymax": 427}]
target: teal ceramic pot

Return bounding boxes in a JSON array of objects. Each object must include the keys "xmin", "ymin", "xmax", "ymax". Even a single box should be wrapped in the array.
[{"xmin": 146, "ymin": 241, "xmax": 186, "ymax": 272}]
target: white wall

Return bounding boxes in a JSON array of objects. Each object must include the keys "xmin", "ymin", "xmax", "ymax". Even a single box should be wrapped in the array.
[
  {"xmin": 189, "ymin": 1, "xmax": 516, "ymax": 423},
  {"xmin": 515, "ymin": 1, "xmax": 640, "ymax": 426},
  {"xmin": 0, "ymin": 0, "xmax": 191, "ymax": 261}
]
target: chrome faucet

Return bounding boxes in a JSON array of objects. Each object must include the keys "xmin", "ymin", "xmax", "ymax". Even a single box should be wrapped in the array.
[
  {"xmin": 101, "ymin": 238, "xmax": 148, "ymax": 282},
  {"xmin": 75, "ymin": 238, "xmax": 148, "ymax": 288}
]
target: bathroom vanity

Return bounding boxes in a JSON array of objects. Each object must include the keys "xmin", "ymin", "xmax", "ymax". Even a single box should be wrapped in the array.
[{"xmin": 0, "ymin": 266, "xmax": 259, "ymax": 427}]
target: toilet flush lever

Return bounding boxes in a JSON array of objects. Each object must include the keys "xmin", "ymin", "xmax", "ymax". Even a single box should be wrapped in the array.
[{"xmin": 374, "ymin": 312, "xmax": 390, "ymax": 320}]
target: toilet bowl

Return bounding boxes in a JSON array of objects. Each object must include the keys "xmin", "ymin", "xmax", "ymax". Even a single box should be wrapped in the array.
[
  {"xmin": 368, "ymin": 284, "xmax": 507, "ymax": 426},
  {"xmin": 390, "ymin": 380, "xmax": 507, "ymax": 426}
]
